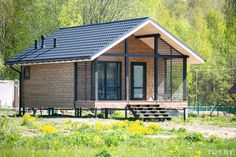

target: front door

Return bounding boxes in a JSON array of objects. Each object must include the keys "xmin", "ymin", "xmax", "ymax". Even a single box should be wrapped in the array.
[{"xmin": 131, "ymin": 62, "xmax": 146, "ymax": 100}]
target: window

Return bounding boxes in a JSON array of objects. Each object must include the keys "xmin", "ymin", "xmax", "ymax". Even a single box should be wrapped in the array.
[
  {"xmin": 98, "ymin": 62, "xmax": 121, "ymax": 100},
  {"xmin": 23, "ymin": 66, "xmax": 30, "ymax": 80}
]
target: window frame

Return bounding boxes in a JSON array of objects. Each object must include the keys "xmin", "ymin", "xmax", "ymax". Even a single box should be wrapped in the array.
[
  {"xmin": 131, "ymin": 62, "xmax": 146, "ymax": 100},
  {"xmin": 23, "ymin": 66, "xmax": 30, "ymax": 80},
  {"xmin": 98, "ymin": 61, "xmax": 122, "ymax": 100}
]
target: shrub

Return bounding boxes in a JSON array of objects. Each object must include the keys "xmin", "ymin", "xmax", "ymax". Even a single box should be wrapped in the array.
[
  {"xmin": 189, "ymin": 112, "xmax": 198, "ymax": 117},
  {"xmin": 41, "ymin": 125, "xmax": 56, "ymax": 133},
  {"xmin": 208, "ymin": 136, "xmax": 220, "ymax": 143},
  {"xmin": 112, "ymin": 111, "xmax": 124, "ymax": 118},
  {"xmin": 0, "ymin": 116, "xmax": 10, "ymax": 134},
  {"xmin": 230, "ymin": 117, "xmax": 236, "ymax": 122},
  {"xmin": 0, "ymin": 133, "xmax": 21, "ymax": 148},
  {"xmin": 95, "ymin": 150, "xmax": 113, "ymax": 157},
  {"xmin": 178, "ymin": 127, "xmax": 187, "ymax": 133},
  {"xmin": 97, "ymin": 113, "xmax": 105, "ymax": 118},
  {"xmin": 184, "ymin": 133, "xmax": 205, "ymax": 142}
]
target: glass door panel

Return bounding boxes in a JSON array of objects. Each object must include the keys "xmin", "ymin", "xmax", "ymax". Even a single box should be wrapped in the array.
[{"xmin": 131, "ymin": 62, "xmax": 146, "ymax": 100}]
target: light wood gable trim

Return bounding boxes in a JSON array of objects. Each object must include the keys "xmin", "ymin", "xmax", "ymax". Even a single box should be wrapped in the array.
[{"xmin": 149, "ymin": 20, "xmax": 205, "ymax": 64}]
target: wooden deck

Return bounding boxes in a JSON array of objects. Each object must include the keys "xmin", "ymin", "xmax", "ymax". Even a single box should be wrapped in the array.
[{"xmin": 75, "ymin": 100, "xmax": 188, "ymax": 109}]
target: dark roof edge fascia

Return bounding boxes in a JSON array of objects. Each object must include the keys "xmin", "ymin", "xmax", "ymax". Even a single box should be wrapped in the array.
[{"xmin": 5, "ymin": 56, "xmax": 91, "ymax": 65}]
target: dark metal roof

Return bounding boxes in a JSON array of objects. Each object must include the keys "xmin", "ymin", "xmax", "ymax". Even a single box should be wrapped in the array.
[
  {"xmin": 229, "ymin": 84, "xmax": 236, "ymax": 94},
  {"xmin": 5, "ymin": 17, "xmax": 149, "ymax": 65},
  {"xmin": 5, "ymin": 16, "xmax": 204, "ymax": 65}
]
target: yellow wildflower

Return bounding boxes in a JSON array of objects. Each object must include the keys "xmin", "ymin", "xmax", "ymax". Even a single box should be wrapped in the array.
[
  {"xmin": 41, "ymin": 125, "xmax": 56, "ymax": 133},
  {"xmin": 22, "ymin": 114, "xmax": 36, "ymax": 121},
  {"xmin": 93, "ymin": 135, "xmax": 102, "ymax": 144},
  {"xmin": 95, "ymin": 122, "xmax": 107, "ymax": 131},
  {"xmin": 194, "ymin": 150, "xmax": 201, "ymax": 157},
  {"xmin": 127, "ymin": 123, "xmax": 153, "ymax": 135},
  {"xmin": 134, "ymin": 120, "xmax": 144, "ymax": 126},
  {"xmin": 112, "ymin": 121, "xmax": 129, "ymax": 128},
  {"xmin": 148, "ymin": 123, "xmax": 160, "ymax": 131},
  {"xmin": 53, "ymin": 141, "xmax": 58, "ymax": 146},
  {"xmin": 175, "ymin": 145, "xmax": 179, "ymax": 152}
]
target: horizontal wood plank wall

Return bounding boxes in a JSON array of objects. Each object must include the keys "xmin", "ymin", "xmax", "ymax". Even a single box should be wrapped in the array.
[
  {"xmin": 22, "ymin": 63, "xmax": 74, "ymax": 108},
  {"xmin": 77, "ymin": 61, "xmax": 92, "ymax": 101}
]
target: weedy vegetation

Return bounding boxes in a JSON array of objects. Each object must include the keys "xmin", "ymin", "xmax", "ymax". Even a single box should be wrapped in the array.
[{"xmin": 0, "ymin": 113, "xmax": 235, "ymax": 157}]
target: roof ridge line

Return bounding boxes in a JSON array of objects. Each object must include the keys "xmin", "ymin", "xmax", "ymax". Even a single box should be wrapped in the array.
[{"xmin": 59, "ymin": 17, "xmax": 150, "ymax": 30}]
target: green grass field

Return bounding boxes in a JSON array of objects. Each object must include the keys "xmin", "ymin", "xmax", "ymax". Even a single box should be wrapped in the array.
[{"xmin": 0, "ymin": 111, "xmax": 236, "ymax": 157}]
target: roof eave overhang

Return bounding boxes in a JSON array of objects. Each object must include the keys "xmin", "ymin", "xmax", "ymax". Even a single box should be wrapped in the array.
[{"xmin": 5, "ymin": 56, "xmax": 91, "ymax": 66}]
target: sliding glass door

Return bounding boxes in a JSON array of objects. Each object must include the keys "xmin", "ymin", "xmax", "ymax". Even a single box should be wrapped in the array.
[{"xmin": 98, "ymin": 62, "xmax": 121, "ymax": 100}]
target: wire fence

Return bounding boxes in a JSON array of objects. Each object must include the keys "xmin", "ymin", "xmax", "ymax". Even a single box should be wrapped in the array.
[
  {"xmin": 188, "ymin": 105, "xmax": 236, "ymax": 115},
  {"xmin": 189, "ymin": 67, "xmax": 236, "ymax": 107}
]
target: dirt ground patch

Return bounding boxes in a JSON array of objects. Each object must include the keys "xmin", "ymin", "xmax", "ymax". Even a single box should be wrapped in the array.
[
  {"xmin": 158, "ymin": 122, "xmax": 236, "ymax": 139},
  {"xmin": 44, "ymin": 117, "xmax": 236, "ymax": 139}
]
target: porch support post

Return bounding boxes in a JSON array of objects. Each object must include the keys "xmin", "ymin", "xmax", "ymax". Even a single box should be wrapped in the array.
[
  {"xmin": 19, "ymin": 66, "xmax": 23, "ymax": 116},
  {"xmin": 183, "ymin": 57, "xmax": 187, "ymax": 100},
  {"xmin": 164, "ymin": 59, "xmax": 167, "ymax": 97},
  {"xmin": 125, "ymin": 38, "xmax": 129, "ymax": 101},
  {"xmin": 94, "ymin": 59, "xmax": 98, "ymax": 101},
  {"xmin": 74, "ymin": 62, "xmax": 78, "ymax": 117},
  {"xmin": 170, "ymin": 49, "xmax": 173, "ymax": 100},
  {"xmin": 154, "ymin": 34, "xmax": 159, "ymax": 100}
]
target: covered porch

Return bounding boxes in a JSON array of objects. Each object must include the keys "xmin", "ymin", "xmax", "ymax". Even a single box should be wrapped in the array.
[{"xmin": 76, "ymin": 33, "xmax": 188, "ymax": 110}]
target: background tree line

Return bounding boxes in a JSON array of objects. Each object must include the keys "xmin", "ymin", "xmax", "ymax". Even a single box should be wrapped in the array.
[{"xmin": 0, "ymin": 0, "xmax": 235, "ymax": 105}]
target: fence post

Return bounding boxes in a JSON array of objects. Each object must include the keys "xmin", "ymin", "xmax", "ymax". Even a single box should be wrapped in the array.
[
  {"xmin": 183, "ymin": 108, "xmax": 188, "ymax": 121},
  {"xmin": 197, "ymin": 101, "xmax": 200, "ymax": 115},
  {"xmin": 125, "ymin": 107, "xmax": 128, "ymax": 119}
]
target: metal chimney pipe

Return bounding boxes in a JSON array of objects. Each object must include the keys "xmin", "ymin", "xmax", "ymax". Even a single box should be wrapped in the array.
[
  {"xmin": 41, "ymin": 35, "xmax": 46, "ymax": 49},
  {"xmin": 53, "ymin": 38, "xmax": 57, "ymax": 48},
  {"xmin": 34, "ymin": 40, "xmax": 38, "ymax": 49}
]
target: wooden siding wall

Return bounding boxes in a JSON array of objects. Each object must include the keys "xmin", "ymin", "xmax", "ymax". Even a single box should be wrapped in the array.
[
  {"xmin": 22, "ymin": 63, "xmax": 74, "ymax": 108},
  {"xmin": 98, "ymin": 35, "xmax": 167, "ymax": 100},
  {"xmin": 77, "ymin": 62, "xmax": 92, "ymax": 101}
]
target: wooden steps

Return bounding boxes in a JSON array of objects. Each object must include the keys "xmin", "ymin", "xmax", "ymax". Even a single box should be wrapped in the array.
[{"xmin": 127, "ymin": 104, "xmax": 171, "ymax": 121}]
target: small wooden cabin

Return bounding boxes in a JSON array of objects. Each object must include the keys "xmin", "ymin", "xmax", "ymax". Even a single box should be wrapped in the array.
[
  {"xmin": 229, "ymin": 84, "xmax": 236, "ymax": 96},
  {"xmin": 6, "ymin": 17, "xmax": 204, "ymax": 119}
]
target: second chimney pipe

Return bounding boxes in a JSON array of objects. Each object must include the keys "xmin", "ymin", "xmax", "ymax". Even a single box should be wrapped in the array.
[
  {"xmin": 35, "ymin": 40, "xmax": 38, "ymax": 49},
  {"xmin": 53, "ymin": 38, "xmax": 57, "ymax": 48},
  {"xmin": 41, "ymin": 35, "xmax": 46, "ymax": 49}
]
